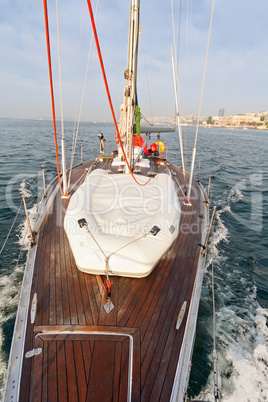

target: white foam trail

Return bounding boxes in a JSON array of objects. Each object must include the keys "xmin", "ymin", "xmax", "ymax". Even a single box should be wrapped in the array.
[
  {"xmin": 0, "ymin": 265, "xmax": 24, "ymax": 396},
  {"xmin": 206, "ymin": 206, "xmax": 230, "ymax": 266},
  {"xmin": 220, "ymin": 304, "xmax": 268, "ymax": 401},
  {"xmin": 196, "ymin": 291, "xmax": 268, "ymax": 401},
  {"xmin": 19, "ymin": 179, "xmax": 33, "ymax": 198},
  {"xmin": 18, "ymin": 203, "xmax": 39, "ymax": 248},
  {"xmin": 228, "ymin": 187, "xmax": 244, "ymax": 205}
]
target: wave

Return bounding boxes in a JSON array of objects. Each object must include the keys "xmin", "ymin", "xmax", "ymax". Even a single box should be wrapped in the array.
[
  {"xmin": 206, "ymin": 206, "xmax": 230, "ymax": 266},
  {"xmin": 196, "ymin": 195, "xmax": 268, "ymax": 401},
  {"xmin": 19, "ymin": 179, "xmax": 34, "ymax": 199},
  {"xmin": 17, "ymin": 202, "xmax": 39, "ymax": 248},
  {"xmin": 196, "ymin": 300, "xmax": 268, "ymax": 402},
  {"xmin": 228, "ymin": 187, "xmax": 244, "ymax": 205},
  {"xmin": 0, "ymin": 179, "xmax": 40, "ymax": 397},
  {"xmin": 0, "ymin": 264, "xmax": 24, "ymax": 398}
]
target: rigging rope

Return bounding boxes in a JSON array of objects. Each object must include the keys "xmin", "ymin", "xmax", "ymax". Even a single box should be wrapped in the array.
[
  {"xmin": 0, "ymin": 200, "xmax": 23, "ymax": 256},
  {"xmin": 184, "ymin": 0, "xmax": 192, "ymax": 169},
  {"xmin": 0, "ymin": 175, "xmax": 39, "ymax": 256},
  {"xmin": 42, "ymin": 0, "xmax": 63, "ymax": 196},
  {"xmin": 86, "ymin": 0, "xmax": 151, "ymax": 187},
  {"xmin": 68, "ymin": 0, "xmax": 100, "ymax": 189},
  {"xmin": 194, "ymin": 0, "xmax": 215, "ymax": 148},
  {"xmin": 56, "ymin": 0, "xmax": 68, "ymax": 196},
  {"xmin": 56, "ymin": 0, "xmax": 64, "ymax": 154},
  {"xmin": 69, "ymin": 0, "xmax": 84, "ymax": 184},
  {"xmin": 141, "ymin": 32, "xmax": 154, "ymax": 124}
]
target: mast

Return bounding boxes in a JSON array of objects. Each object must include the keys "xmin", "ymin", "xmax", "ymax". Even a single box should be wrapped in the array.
[{"xmin": 120, "ymin": 0, "xmax": 140, "ymax": 171}]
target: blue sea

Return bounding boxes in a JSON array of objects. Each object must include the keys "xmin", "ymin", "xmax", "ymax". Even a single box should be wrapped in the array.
[{"xmin": 0, "ymin": 119, "xmax": 267, "ymax": 401}]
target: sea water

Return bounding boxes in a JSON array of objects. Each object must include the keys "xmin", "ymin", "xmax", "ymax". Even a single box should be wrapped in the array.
[{"xmin": 0, "ymin": 119, "xmax": 267, "ymax": 400}]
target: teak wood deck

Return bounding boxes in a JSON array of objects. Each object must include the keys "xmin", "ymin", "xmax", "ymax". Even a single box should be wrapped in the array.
[{"xmin": 17, "ymin": 159, "xmax": 207, "ymax": 401}]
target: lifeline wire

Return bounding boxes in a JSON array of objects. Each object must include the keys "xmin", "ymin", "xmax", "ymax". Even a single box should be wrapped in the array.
[{"xmin": 0, "ymin": 200, "xmax": 23, "ymax": 256}]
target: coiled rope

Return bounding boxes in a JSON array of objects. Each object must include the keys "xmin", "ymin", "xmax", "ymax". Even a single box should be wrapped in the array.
[{"xmin": 86, "ymin": 0, "xmax": 151, "ymax": 187}]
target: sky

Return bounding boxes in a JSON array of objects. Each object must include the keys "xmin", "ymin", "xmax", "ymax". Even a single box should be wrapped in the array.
[{"xmin": 0, "ymin": 0, "xmax": 268, "ymax": 121}]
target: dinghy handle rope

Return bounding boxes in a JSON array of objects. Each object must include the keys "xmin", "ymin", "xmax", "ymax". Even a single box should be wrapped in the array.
[
  {"xmin": 43, "ymin": 0, "xmax": 64, "ymax": 196},
  {"xmin": 86, "ymin": 0, "xmax": 151, "ymax": 187},
  {"xmin": 80, "ymin": 218, "xmax": 151, "ymax": 295}
]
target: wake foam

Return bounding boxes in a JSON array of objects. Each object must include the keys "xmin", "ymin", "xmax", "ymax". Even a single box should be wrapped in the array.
[
  {"xmin": 17, "ymin": 203, "xmax": 39, "ymax": 248},
  {"xmin": 228, "ymin": 187, "xmax": 244, "ymax": 205},
  {"xmin": 218, "ymin": 302, "xmax": 268, "ymax": 401},
  {"xmin": 0, "ymin": 265, "xmax": 24, "ymax": 398},
  {"xmin": 196, "ymin": 198, "xmax": 268, "ymax": 401},
  {"xmin": 206, "ymin": 206, "xmax": 230, "ymax": 266},
  {"xmin": 19, "ymin": 179, "xmax": 34, "ymax": 199}
]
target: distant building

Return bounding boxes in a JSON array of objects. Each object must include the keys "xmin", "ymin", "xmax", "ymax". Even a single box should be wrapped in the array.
[
  {"xmin": 213, "ymin": 113, "xmax": 264, "ymax": 126},
  {"xmin": 219, "ymin": 108, "xmax": 225, "ymax": 117}
]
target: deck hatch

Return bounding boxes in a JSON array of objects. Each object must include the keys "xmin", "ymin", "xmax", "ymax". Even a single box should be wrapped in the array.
[{"xmin": 30, "ymin": 330, "xmax": 140, "ymax": 402}]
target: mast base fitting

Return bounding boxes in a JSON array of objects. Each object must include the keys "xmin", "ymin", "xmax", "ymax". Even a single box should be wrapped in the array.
[{"xmin": 61, "ymin": 194, "xmax": 70, "ymax": 199}]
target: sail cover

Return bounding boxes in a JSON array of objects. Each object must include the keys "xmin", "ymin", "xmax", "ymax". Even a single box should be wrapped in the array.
[{"xmin": 64, "ymin": 169, "xmax": 181, "ymax": 277}]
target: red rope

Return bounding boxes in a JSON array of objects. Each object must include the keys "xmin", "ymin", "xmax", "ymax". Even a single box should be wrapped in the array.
[
  {"xmin": 43, "ymin": 0, "xmax": 63, "ymax": 196},
  {"xmin": 97, "ymin": 274, "xmax": 107, "ymax": 293},
  {"xmin": 86, "ymin": 0, "xmax": 150, "ymax": 187}
]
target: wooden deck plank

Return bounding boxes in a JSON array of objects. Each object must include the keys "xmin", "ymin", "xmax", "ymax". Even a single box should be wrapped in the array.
[
  {"xmin": 73, "ymin": 341, "xmax": 88, "ymax": 401},
  {"xmin": 76, "ymin": 268, "xmax": 95, "ymax": 325},
  {"xmin": 141, "ymin": 235, "xmax": 198, "ymax": 399},
  {"xmin": 48, "ymin": 340, "xmax": 58, "ymax": 401},
  {"xmin": 60, "ymin": 215, "xmax": 71, "ymax": 325},
  {"xmin": 112, "ymin": 341, "xmax": 122, "ymax": 401},
  {"xmin": 86, "ymin": 341, "xmax": 116, "ymax": 402},
  {"xmin": 81, "ymin": 340, "xmax": 92, "ymax": 384},
  {"xmin": 68, "ymin": 246, "xmax": 86, "ymax": 325},
  {"xmin": 118, "ymin": 339, "xmax": 129, "ymax": 401},
  {"xmin": 55, "ymin": 201, "xmax": 64, "ymax": 325},
  {"xmin": 42, "ymin": 212, "xmax": 53, "ymax": 326},
  {"xmin": 49, "ymin": 201, "xmax": 57, "ymax": 326},
  {"xmin": 30, "ymin": 337, "xmax": 44, "ymax": 401},
  {"xmin": 84, "ymin": 274, "xmax": 101, "ymax": 325},
  {"xmin": 57, "ymin": 341, "xmax": 68, "ymax": 402},
  {"xmin": 63, "ymin": 220, "xmax": 79, "ymax": 325},
  {"xmin": 141, "ymin": 252, "xmax": 190, "ymax": 394},
  {"xmin": 65, "ymin": 340, "xmax": 79, "ymax": 400}
]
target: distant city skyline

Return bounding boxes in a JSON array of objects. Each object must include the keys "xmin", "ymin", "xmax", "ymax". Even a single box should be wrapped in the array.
[{"xmin": 1, "ymin": 0, "xmax": 268, "ymax": 122}]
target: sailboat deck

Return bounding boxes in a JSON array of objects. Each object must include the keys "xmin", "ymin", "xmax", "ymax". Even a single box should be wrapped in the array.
[{"xmin": 18, "ymin": 160, "xmax": 207, "ymax": 401}]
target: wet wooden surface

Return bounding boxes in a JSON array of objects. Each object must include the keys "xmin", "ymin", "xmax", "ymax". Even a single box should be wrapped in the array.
[{"xmin": 19, "ymin": 159, "xmax": 206, "ymax": 401}]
